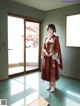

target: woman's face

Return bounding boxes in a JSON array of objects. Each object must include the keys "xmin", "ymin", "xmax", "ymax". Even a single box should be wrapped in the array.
[{"xmin": 48, "ymin": 28, "xmax": 54, "ymax": 35}]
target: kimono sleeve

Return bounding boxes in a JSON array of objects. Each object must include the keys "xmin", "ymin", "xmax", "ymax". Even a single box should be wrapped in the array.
[
  {"xmin": 41, "ymin": 38, "xmax": 46, "ymax": 58},
  {"xmin": 53, "ymin": 36, "xmax": 63, "ymax": 69}
]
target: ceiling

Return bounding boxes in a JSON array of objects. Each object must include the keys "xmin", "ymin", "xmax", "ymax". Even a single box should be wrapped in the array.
[{"xmin": 12, "ymin": 0, "xmax": 79, "ymax": 11}]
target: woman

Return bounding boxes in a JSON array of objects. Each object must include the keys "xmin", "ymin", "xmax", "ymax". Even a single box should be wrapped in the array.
[{"xmin": 41, "ymin": 24, "xmax": 63, "ymax": 92}]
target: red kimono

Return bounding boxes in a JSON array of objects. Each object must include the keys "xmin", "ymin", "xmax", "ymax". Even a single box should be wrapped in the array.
[{"xmin": 41, "ymin": 35, "xmax": 63, "ymax": 82}]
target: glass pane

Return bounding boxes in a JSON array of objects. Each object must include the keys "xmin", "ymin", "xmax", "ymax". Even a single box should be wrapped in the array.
[
  {"xmin": 8, "ymin": 16, "xmax": 24, "ymax": 75},
  {"xmin": 25, "ymin": 21, "xmax": 39, "ymax": 71},
  {"xmin": 66, "ymin": 14, "xmax": 80, "ymax": 47}
]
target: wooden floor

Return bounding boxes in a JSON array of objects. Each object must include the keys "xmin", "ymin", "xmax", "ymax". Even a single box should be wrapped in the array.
[{"xmin": 27, "ymin": 97, "xmax": 49, "ymax": 106}]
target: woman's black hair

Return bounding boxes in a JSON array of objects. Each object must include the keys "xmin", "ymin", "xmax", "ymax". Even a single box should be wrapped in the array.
[{"xmin": 47, "ymin": 24, "xmax": 56, "ymax": 32}]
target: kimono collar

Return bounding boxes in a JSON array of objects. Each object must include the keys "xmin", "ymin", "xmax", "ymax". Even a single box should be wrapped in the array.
[{"xmin": 48, "ymin": 35, "xmax": 55, "ymax": 39}]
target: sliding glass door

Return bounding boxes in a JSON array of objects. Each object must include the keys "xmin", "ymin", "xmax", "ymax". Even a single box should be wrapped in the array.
[
  {"xmin": 25, "ymin": 21, "xmax": 39, "ymax": 71},
  {"xmin": 8, "ymin": 15, "xmax": 40, "ymax": 76},
  {"xmin": 8, "ymin": 16, "xmax": 24, "ymax": 75}
]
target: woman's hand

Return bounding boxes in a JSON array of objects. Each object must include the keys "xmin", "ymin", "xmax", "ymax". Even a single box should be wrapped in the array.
[
  {"xmin": 48, "ymin": 53, "xmax": 53, "ymax": 57},
  {"xmin": 45, "ymin": 52, "xmax": 53, "ymax": 57},
  {"xmin": 43, "ymin": 49, "xmax": 49, "ymax": 57},
  {"xmin": 45, "ymin": 52, "xmax": 49, "ymax": 57},
  {"xmin": 43, "ymin": 49, "xmax": 53, "ymax": 57}
]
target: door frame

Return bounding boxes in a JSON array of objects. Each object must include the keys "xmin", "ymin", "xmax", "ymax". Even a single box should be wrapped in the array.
[{"xmin": 8, "ymin": 13, "xmax": 42, "ymax": 78}]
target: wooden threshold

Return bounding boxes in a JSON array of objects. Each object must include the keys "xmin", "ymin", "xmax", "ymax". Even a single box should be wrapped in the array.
[{"xmin": 27, "ymin": 96, "xmax": 50, "ymax": 106}]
